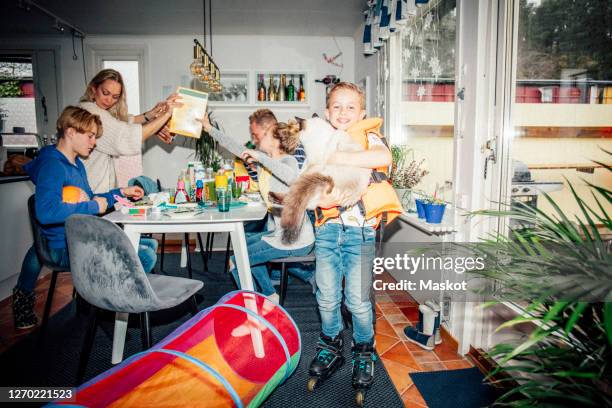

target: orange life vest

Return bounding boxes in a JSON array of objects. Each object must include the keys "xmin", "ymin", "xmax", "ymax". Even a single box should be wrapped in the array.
[{"xmin": 314, "ymin": 117, "xmax": 403, "ymax": 229}]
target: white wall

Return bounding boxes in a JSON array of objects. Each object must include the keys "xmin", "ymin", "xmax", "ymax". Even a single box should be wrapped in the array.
[
  {"xmin": 3, "ymin": 34, "xmax": 355, "ymax": 187},
  {"xmin": 353, "ymin": 24, "xmax": 379, "ymax": 118}
]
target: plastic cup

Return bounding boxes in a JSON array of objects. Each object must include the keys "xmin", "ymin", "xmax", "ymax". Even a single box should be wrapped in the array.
[
  {"xmin": 217, "ymin": 188, "xmax": 231, "ymax": 212},
  {"xmin": 231, "ymin": 180, "xmax": 242, "ymax": 199},
  {"xmin": 206, "ymin": 181, "xmax": 216, "ymax": 202}
]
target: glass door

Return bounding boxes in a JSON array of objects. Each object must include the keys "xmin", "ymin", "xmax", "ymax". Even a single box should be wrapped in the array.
[{"xmin": 501, "ymin": 0, "xmax": 612, "ymax": 226}]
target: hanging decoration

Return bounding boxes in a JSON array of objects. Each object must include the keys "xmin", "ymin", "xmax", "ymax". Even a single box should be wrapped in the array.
[{"xmin": 363, "ymin": 0, "xmax": 427, "ymax": 55}]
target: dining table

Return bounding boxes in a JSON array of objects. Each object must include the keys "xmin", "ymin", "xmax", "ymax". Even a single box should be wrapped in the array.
[{"xmin": 104, "ymin": 200, "xmax": 267, "ymax": 364}]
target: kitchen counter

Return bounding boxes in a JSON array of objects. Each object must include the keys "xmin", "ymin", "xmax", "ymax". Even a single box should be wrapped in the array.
[
  {"xmin": 0, "ymin": 179, "xmax": 34, "ymax": 300},
  {"xmin": 0, "ymin": 175, "xmax": 30, "ymax": 184}
]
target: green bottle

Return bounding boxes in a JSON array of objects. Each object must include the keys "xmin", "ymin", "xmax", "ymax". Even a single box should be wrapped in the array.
[{"xmin": 287, "ymin": 75, "xmax": 296, "ymax": 101}]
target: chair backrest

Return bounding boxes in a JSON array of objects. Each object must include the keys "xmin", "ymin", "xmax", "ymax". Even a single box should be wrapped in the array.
[
  {"xmin": 65, "ymin": 214, "xmax": 160, "ymax": 313},
  {"xmin": 27, "ymin": 195, "xmax": 64, "ymax": 270}
]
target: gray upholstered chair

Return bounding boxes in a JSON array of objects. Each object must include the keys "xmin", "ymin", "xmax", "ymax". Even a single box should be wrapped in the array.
[{"xmin": 65, "ymin": 214, "xmax": 203, "ymax": 383}]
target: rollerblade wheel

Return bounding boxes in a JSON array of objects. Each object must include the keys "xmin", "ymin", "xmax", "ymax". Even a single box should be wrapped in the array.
[
  {"xmin": 307, "ymin": 377, "xmax": 318, "ymax": 392},
  {"xmin": 355, "ymin": 389, "xmax": 365, "ymax": 406}
]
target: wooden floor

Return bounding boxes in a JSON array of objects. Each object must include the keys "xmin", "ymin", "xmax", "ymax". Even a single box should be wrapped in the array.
[{"xmin": 0, "ymin": 247, "xmax": 474, "ymax": 408}]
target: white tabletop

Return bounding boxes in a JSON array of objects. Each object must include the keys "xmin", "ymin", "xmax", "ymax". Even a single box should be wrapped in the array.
[{"xmin": 104, "ymin": 202, "xmax": 267, "ymax": 225}]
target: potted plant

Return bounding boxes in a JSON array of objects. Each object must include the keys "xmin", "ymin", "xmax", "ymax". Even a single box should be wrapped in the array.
[
  {"xmin": 390, "ymin": 145, "xmax": 428, "ymax": 212},
  {"xmin": 0, "ymin": 80, "xmax": 23, "ymax": 98},
  {"xmin": 182, "ymin": 110, "xmax": 221, "ymax": 171},
  {"xmin": 466, "ymin": 150, "xmax": 611, "ymax": 407}
]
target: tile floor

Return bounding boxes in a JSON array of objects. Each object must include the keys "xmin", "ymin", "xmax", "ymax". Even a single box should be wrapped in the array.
[{"xmin": 0, "ymin": 256, "xmax": 474, "ymax": 408}]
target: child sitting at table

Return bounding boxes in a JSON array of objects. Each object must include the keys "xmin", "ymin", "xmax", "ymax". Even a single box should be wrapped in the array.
[
  {"xmin": 12, "ymin": 106, "xmax": 152, "ymax": 330},
  {"xmin": 200, "ymin": 115, "xmax": 314, "ymax": 304}
]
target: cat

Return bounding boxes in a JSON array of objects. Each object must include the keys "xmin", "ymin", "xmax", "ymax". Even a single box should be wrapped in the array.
[{"xmin": 273, "ymin": 117, "xmax": 371, "ymax": 244}]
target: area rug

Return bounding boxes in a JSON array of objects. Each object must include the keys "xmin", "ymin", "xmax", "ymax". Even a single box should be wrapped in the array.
[
  {"xmin": 0, "ymin": 252, "xmax": 403, "ymax": 407},
  {"xmin": 410, "ymin": 367, "xmax": 501, "ymax": 408}
]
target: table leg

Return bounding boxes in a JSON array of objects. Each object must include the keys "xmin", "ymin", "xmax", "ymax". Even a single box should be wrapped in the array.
[
  {"xmin": 180, "ymin": 233, "xmax": 188, "ymax": 268},
  {"xmin": 111, "ymin": 229, "xmax": 140, "ymax": 364},
  {"xmin": 229, "ymin": 223, "xmax": 263, "ymax": 357},
  {"xmin": 229, "ymin": 223, "xmax": 254, "ymax": 291}
]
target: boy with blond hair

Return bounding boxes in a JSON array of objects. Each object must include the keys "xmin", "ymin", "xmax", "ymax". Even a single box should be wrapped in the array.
[
  {"xmin": 308, "ymin": 82, "xmax": 401, "ymax": 400},
  {"xmin": 12, "ymin": 106, "xmax": 149, "ymax": 329}
]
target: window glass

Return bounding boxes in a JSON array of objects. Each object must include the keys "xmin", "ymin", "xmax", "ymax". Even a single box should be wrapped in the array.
[
  {"xmin": 398, "ymin": 0, "xmax": 457, "ymax": 202},
  {"xmin": 103, "ymin": 60, "xmax": 140, "ymax": 116}
]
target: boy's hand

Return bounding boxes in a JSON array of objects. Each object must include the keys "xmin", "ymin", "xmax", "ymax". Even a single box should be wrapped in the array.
[
  {"xmin": 93, "ymin": 196, "xmax": 108, "ymax": 214},
  {"xmin": 199, "ymin": 113, "xmax": 212, "ymax": 133},
  {"xmin": 121, "ymin": 186, "xmax": 145, "ymax": 200}
]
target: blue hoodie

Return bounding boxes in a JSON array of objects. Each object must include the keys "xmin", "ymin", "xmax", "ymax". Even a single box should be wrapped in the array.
[{"xmin": 24, "ymin": 145, "xmax": 121, "ymax": 249}]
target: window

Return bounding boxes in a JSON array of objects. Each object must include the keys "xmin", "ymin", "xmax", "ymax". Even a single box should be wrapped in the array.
[
  {"xmin": 396, "ymin": 0, "xmax": 457, "ymax": 203},
  {"xmin": 103, "ymin": 60, "xmax": 140, "ymax": 116},
  {"xmin": 0, "ymin": 55, "xmax": 36, "ymax": 134},
  {"xmin": 507, "ymin": 0, "xmax": 612, "ymax": 222}
]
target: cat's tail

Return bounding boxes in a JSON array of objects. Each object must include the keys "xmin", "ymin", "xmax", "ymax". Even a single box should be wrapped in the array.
[{"xmin": 281, "ymin": 173, "xmax": 334, "ymax": 244}]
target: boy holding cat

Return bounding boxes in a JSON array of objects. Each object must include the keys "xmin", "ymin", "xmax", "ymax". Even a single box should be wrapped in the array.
[{"xmin": 308, "ymin": 82, "xmax": 401, "ymax": 397}]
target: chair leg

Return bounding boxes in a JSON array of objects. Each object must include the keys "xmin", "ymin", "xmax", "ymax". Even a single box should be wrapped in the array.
[
  {"xmin": 77, "ymin": 306, "xmax": 98, "ymax": 384},
  {"xmin": 207, "ymin": 233, "xmax": 215, "ymax": 260},
  {"xmin": 189, "ymin": 295, "xmax": 199, "ymax": 316},
  {"xmin": 224, "ymin": 235, "xmax": 231, "ymax": 274},
  {"xmin": 279, "ymin": 263, "xmax": 288, "ymax": 306},
  {"xmin": 184, "ymin": 233, "xmax": 193, "ymax": 279},
  {"xmin": 197, "ymin": 233, "xmax": 208, "ymax": 272},
  {"xmin": 140, "ymin": 312, "xmax": 152, "ymax": 350},
  {"xmin": 160, "ymin": 233, "xmax": 166, "ymax": 272},
  {"xmin": 38, "ymin": 270, "xmax": 59, "ymax": 343}
]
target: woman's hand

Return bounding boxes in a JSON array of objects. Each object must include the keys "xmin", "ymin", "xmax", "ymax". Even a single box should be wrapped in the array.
[
  {"xmin": 121, "ymin": 186, "xmax": 145, "ymax": 200},
  {"xmin": 240, "ymin": 149, "xmax": 259, "ymax": 165},
  {"xmin": 157, "ymin": 124, "xmax": 174, "ymax": 144},
  {"xmin": 93, "ymin": 196, "xmax": 108, "ymax": 214},
  {"xmin": 144, "ymin": 102, "xmax": 167, "ymax": 122}
]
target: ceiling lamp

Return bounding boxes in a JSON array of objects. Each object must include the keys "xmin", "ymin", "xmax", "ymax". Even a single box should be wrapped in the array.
[{"xmin": 190, "ymin": 0, "xmax": 221, "ymax": 93}]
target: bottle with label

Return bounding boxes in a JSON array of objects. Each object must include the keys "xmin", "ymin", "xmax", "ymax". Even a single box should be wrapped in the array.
[
  {"xmin": 204, "ymin": 167, "xmax": 215, "ymax": 202},
  {"xmin": 278, "ymin": 74, "xmax": 286, "ymax": 102},
  {"xmin": 287, "ymin": 75, "xmax": 295, "ymax": 101},
  {"xmin": 257, "ymin": 74, "xmax": 266, "ymax": 102},
  {"xmin": 298, "ymin": 75, "xmax": 306, "ymax": 102},
  {"xmin": 174, "ymin": 180, "xmax": 190, "ymax": 204},
  {"xmin": 195, "ymin": 179, "xmax": 204, "ymax": 202},
  {"xmin": 267, "ymin": 75, "xmax": 276, "ymax": 101}
]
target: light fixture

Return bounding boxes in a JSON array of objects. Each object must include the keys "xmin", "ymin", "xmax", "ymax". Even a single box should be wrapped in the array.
[
  {"xmin": 191, "ymin": 0, "xmax": 221, "ymax": 93},
  {"xmin": 18, "ymin": 0, "xmax": 86, "ymax": 37}
]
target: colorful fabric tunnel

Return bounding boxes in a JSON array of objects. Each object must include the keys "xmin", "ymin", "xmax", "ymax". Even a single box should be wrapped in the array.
[{"xmin": 49, "ymin": 291, "xmax": 301, "ymax": 407}]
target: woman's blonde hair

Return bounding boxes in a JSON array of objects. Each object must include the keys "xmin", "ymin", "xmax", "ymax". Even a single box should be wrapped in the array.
[
  {"xmin": 273, "ymin": 120, "xmax": 301, "ymax": 154},
  {"xmin": 80, "ymin": 69, "xmax": 128, "ymax": 121}
]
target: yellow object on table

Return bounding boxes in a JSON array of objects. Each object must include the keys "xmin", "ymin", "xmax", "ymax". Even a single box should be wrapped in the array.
[{"xmin": 215, "ymin": 175, "xmax": 228, "ymax": 188}]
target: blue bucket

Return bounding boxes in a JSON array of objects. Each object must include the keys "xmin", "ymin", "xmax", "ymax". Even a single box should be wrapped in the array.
[
  {"xmin": 415, "ymin": 199, "xmax": 426, "ymax": 219},
  {"xmin": 424, "ymin": 203, "xmax": 446, "ymax": 224}
]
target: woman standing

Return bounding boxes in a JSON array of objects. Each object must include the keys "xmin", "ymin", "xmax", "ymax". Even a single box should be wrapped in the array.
[{"xmin": 79, "ymin": 69, "xmax": 176, "ymax": 193}]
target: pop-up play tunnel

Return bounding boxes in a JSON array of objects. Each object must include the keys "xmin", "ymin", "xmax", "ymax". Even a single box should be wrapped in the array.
[{"xmin": 50, "ymin": 290, "xmax": 301, "ymax": 407}]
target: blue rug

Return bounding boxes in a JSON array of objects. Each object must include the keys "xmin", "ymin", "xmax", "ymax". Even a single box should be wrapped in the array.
[{"xmin": 410, "ymin": 367, "xmax": 500, "ymax": 408}]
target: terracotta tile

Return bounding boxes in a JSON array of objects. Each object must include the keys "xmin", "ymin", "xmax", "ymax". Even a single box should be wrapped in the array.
[
  {"xmin": 402, "ymin": 384, "xmax": 427, "ymax": 407},
  {"xmin": 385, "ymin": 313, "xmax": 410, "ymax": 324},
  {"xmin": 375, "ymin": 318, "xmax": 399, "ymax": 338},
  {"xmin": 393, "ymin": 300, "xmax": 419, "ymax": 308},
  {"xmin": 403, "ymin": 340, "xmax": 431, "ymax": 353},
  {"xmin": 410, "ymin": 350, "xmax": 439, "ymax": 363},
  {"xmin": 433, "ymin": 342, "xmax": 463, "ymax": 361},
  {"xmin": 380, "ymin": 358, "xmax": 414, "ymax": 392},
  {"xmin": 380, "ymin": 342, "xmax": 421, "ymax": 370},
  {"xmin": 375, "ymin": 333, "xmax": 400, "ymax": 355},
  {"xmin": 379, "ymin": 302, "xmax": 400, "ymax": 312},
  {"xmin": 419, "ymin": 362, "xmax": 447, "ymax": 372},
  {"xmin": 443, "ymin": 359, "xmax": 474, "ymax": 370},
  {"xmin": 391, "ymin": 321, "xmax": 412, "ymax": 338},
  {"xmin": 399, "ymin": 306, "xmax": 420, "ymax": 322}
]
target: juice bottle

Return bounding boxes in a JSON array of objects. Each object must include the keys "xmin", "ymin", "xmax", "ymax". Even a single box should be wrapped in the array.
[{"xmin": 174, "ymin": 180, "xmax": 190, "ymax": 204}]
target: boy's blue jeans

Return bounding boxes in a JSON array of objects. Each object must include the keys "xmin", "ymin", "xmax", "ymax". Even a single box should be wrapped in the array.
[
  {"xmin": 315, "ymin": 223, "xmax": 376, "ymax": 344},
  {"xmin": 230, "ymin": 231, "xmax": 314, "ymax": 296},
  {"xmin": 16, "ymin": 237, "xmax": 158, "ymax": 293}
]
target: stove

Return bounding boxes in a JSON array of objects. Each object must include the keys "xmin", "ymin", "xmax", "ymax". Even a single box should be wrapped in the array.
[{"xmin": 510, "ymin": 161, "xmax": 563, "ymax": 226}]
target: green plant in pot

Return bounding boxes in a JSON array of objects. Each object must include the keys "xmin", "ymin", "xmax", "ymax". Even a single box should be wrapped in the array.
[
  {"xmin": 466, "ymin": 150, "xmax": 611, "ymax": 407},
  {"xmin": 390, "ymin": 145, "xmax": 428, "ymax": 212},
  {"xmin": 182, "ymin": 110, "xmax": 221, "ymax": 172}
]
